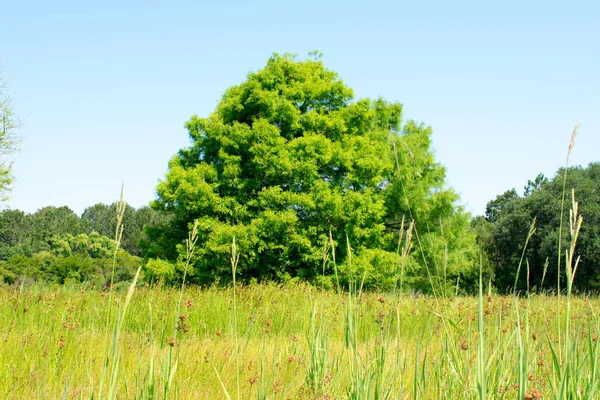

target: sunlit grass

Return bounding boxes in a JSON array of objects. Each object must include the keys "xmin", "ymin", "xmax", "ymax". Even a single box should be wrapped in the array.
[{"xmin": 1, "ymin": 282, "xmax": 599, "ymax": 399}]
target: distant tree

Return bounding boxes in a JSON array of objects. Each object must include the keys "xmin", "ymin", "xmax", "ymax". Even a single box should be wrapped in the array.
[
  {"xmin": 482, "ymin": 163, "xmax": 600, "ymax": 292},
  {"xmin": 0, "ymin": 202, "xmax": 152, "ymax": 287},
  {"xmin": 1, "ymin": 232, "xmax": 141, "ymax": 287},
  {"xmin": 49, "ymin": 232, "xmax": 116, "ymax": 259},
  {"xmin": 28, "ymin": 206, "xmax": 83, "ymax": 253},
  {"xmin": 139, "ymin": 211, "xmax": 179, "ymax": 261},
  {"xmin": 149, "ymin": 53, "xmax": 479, "ymax": 289},
  {"xmin": 485, "ymin": 189, "xmax": 520, "ymax": 224},
  {"xmin": 0, "ymin": 67, "xmax": 20, "ymax": 201},
  {"xmin": 46, "ymin": 232, "xmax": 140, "ymax": 285},
  {"xmin": 126, "ymin": 206, "xmax": 162, "ymax": 256},
  {"xmin": 82, "ymin": 202, "xmax": 159, "ymax": 256},
  {"xmin": 81, "ymin": 203, "xmax": 117, "ymax": 238},
  {"xmin": 0, "ymin": 206, "xmax": 85, "ymax": 259},
  {"xmin": 523, "ymin": 173, "xmax": 548, "ymax": 197},
  {"xmin": 471, "ymin": 215, "xmax": 495, "ymax": 282},
  {"xmin": 0, "ymin": 253, "xmax": 55, "ymax": 285},
  {"xmin": 0, "ymin": 209, "xmax": 31, "ymax": 259}
]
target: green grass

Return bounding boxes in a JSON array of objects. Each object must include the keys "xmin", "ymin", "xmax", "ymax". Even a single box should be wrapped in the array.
[{"xmin": 1, "ymin": 282, "xmax": 599, "ymax": 399}]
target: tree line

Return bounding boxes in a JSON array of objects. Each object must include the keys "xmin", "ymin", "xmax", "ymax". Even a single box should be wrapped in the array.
[
  {"xmin": 475, "ymin": 163, "xmax": 600, "ymax": 293},
  {"xmin": 0, "ymin": 203, "xmax": 162, "ymax": 288}
]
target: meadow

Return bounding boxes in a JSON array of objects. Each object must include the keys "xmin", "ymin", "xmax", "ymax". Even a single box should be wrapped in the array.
[{"xmin": 1, "ymin": 280, "xmax": 599, "ymax": 399}]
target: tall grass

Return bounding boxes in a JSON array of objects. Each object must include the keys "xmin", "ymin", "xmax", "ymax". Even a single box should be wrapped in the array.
[
  {"xmin": 97, "ymin": 183, "xmax": 142, "ymax": 400},
  {"xmin": 2, "ymin": 279, "xmax": 600, "ymax": 398}
]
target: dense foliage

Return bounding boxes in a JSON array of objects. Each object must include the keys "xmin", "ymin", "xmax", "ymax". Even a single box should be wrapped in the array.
[
  {"xmin": 0, "ymin": 232, "xmax": 140, "ymax": 288},
  {"xmin": 81, "ymin": 203, "xmax": 162, "ymax": 256},
  {"xmin": 0, "ymin": 203, "xmax": 156, "ymax": 287},
  {"xmin": 478, "ymin": 163, "xmax": 600, "ymax": 292},
  {"xmin": 147, "ymin": 54, "xmax": 479, "ymax": 291}
]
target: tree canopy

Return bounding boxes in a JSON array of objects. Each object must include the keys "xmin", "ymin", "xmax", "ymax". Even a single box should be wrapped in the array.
[
  {"xmin": 0, "ymin": 203, "xmax": 153, "ymax": 288},
  {"xmin": 0, "ymin": 202, "xmax": 159, "ymax": 260},
  {"xmin": 81, "ymin": 203, "xmax": 160, "ymax": 256},
  {"xmin": 479, "ymin": 163, "xmax": 600, "ymax": 292},
  {"xmin": 149, "ymin": 53, "xmax": 479, "ymax": 290}
]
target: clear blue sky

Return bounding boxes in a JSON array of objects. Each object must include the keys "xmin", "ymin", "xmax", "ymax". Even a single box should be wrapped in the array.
[{"xmin": 1, "ymin": 0, "xmax": 598, "ymax": 216}]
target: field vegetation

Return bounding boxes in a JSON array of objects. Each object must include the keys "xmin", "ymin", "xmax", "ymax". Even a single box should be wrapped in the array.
[{"xmin": 1, "ymin": 279, "xmax": 599, "ymax": 398}]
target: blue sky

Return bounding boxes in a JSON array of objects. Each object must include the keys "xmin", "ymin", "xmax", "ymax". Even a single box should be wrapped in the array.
[{"xmin": 1, "ymin": 0, "xmax": 598, "ymax": 216}]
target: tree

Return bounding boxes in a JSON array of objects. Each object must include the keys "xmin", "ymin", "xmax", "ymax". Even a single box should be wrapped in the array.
[
  {"xmin": 1, "ymin": 232, "xmax": 142, "ymax": 287},
  {"xmin": 46, "ymin": 232, "xmax": 140, "ymax": 286},
  {"xmin": 0, "ymin": 206, "xmax": 84, "ymax": 260},
  {"xmin": 81, "ymin": 202, "xmax": 157, "ymax": 256},
  {"xmin": 149, "ymin": 53, "xmax": 479, "ymax": 289},
  {"xmin": 81, "ymin": 203, "xmax": 117, "ymax": 238},
  {"xmin": 0, "ymin": 66, "xmax": 20, "ymax": 200},
  {"xmin": 28, "ymin": 206, "xmax": 84, "ymax": 254},
  {"xmin": 0, "ymin": 209, "xmax": 31, "ymax": 259},
  {"xmin": 482, "ymin": 163, "xmax": 600, "ymax": 292}
]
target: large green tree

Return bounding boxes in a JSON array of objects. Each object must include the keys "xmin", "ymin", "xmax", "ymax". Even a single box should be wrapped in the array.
[{"xmin": 149, "ymin": 53, "xmax": 478, "ymax": 289}]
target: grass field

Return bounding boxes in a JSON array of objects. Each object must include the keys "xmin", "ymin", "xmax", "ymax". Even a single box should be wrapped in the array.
[{"xmin": 1, "ymin": 281, "xmax": 599, "ymax": 399}]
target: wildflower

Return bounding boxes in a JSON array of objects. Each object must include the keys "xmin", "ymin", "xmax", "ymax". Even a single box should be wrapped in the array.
[
  {"xmin": 272, "ymin": 380, "xmax": 282, "ymax": 393},
  {"xmin": 184, "ymin": 298, "xmax": 194, "ymax": 307},
  {"xmin": 179, "ymin": 322, "xmax": 191, "ymax": 333},
  {"xmin": 525, "ymin": 388, "xmax": 542, "ymax": 399}
]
